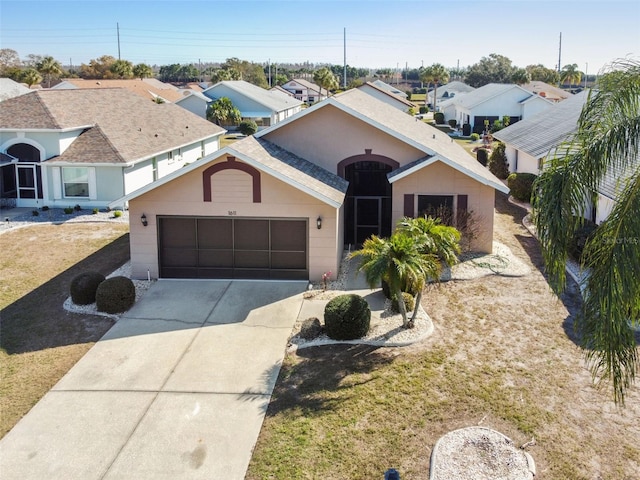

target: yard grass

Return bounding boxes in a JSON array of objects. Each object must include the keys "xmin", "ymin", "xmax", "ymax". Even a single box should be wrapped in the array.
[
  {"xmin": 246, "ymin": 194, "xmax": 640, "ymax": 479},
  {"xmin": 0, "ymin": 223, "xmax": 130, "ymax": 438}
]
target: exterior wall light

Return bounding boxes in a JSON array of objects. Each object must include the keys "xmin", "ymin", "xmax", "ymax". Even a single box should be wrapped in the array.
[
  {"xmin": 316, "ymin": 216, "xmax": 322, "ymax": 229},
  {"xmin": 141, "ymin": 213, "xmax": 148, "ymax": 227}
]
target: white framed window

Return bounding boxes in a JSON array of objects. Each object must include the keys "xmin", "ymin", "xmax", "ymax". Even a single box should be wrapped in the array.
[
  {"xmin": 167, "ymin": 150, "xmax": 174, "ymax": 164},
  {"xmin": 63, "ymin": 167, "xmax": 89, "ymax": 198},
  {"xmin": 200, "ymin": 141, "xmax": 206, "ymax": 158},
  {"xmin": 152, "ymin": 157, "xmax": 158, "ymax": 181}
]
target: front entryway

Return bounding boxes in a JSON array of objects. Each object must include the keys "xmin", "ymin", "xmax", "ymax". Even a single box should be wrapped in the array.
[
  {"xmin": 158, "ymin": 217, "xmax": 308, "ymax": 280},
  {"xmin": 1, "ymin": 143, "xmax": 43, "ymax": 208}
]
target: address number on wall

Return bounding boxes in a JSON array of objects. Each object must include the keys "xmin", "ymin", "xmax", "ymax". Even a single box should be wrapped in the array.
[{"xmin": 228, "ymin": 211, "xmax": 237, "ymax": 216}]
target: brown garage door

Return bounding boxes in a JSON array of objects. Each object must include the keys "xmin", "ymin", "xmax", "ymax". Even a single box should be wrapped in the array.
[{"xmin": 159, "ymin": 217, "xmax": 308, "ymax": 280}]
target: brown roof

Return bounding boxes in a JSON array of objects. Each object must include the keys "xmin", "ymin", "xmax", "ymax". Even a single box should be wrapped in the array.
[
  {"xmin": 0, "ymin": 89, "xmax": 225, "ymax": 164},
  {"xmin": 53, "ymin": 78, "xmax": 186, "ymax": 103}
]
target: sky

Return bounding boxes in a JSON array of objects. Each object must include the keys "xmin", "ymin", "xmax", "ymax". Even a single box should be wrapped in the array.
[{"xmin": 1, "ymin": 0, "xmax": 639, "ymax": 74}]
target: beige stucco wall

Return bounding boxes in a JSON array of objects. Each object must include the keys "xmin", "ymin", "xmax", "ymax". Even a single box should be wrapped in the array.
[
  {"xmin": 392, "ymin": 160, "xmax": 496, "ymax": 253},
  {"xmin": 263, "ymin": 105, "xmax": 424, "ymax": 172},
  {"xmin": 128, "ymin": 154, "xmax": 342, "ymax": 281}
]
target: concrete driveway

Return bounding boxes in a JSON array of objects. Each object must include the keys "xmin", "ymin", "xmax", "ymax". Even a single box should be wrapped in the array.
[{"xmin": 0, "ymin": 279, "xmax": 306, "ymax": 479}]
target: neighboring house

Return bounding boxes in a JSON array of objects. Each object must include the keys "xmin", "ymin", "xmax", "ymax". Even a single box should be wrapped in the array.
[
  {"xmin": 370, "ymin": 80, "xmax": 408, "ymax": 98},
  {"xmin": 0, "ymin": 78, "xmax": 31, "ymax": 102},
  {"xmin": 493, "ymin": 90, "xmax": 636, "ymax": 224},
  {"xmin": 112, "ymin": 88, "xmax": 508, "ymax": 282},
  {"xmin": 357, "ymin": 82, "xmax": 416, "ymax": 112},
  {"xmin": 174, "ymin": 90, "xmax": 212, "ymax": 119},
  {"xmin": 200, "ymin": 80, "xmax": 303, "ymax": 129},
  {"xmin": 444, "ymin": 83, "xmax": 554, "ymax": 133},
  {"xmin": 0, "ymin": 88, "xmax": 225, "ymax": 209},
  {"xmin": 281, "ymin": 79, "xmax": 328, "ymax": 104},
  {"xmin": 427, "ymin": 80, "xmax": 475, "ymax": 105},
  {"xmin": 51, "ymin": 78, "xmax": 187, "ymax": 103},
  {"xmin": 520, "ymin": 81, "xmax": 571, "ymax": 103},
  {"xmin": 270, "ymin": 85, "xmax": 295, "ymax": 98}
]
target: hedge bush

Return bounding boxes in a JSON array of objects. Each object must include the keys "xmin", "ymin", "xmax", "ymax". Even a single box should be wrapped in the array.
[
  {"xmin": 448, "ymin": 119, "xmax": 457, "ymax": 128},
  {"xmin": 324, "ymin": 294, "xmax": 371, "ymax": 340},
  {"xmin": 488, "ymin": 142, "xmax": 510, "ymax": 179},
  {"xmin": 96, "ymin": 276, "xmax": 136, "ymax": 314},
  {"xmin": 434, "ymin": 112, "xmax": 445, "ymax": 124},
  {"xmin": 476, "ymin": 147, "xmax": 489, "ymax": 166},
  {"xmin": 470, "ymin": 132, "xmax": 480, "ymax": 141},
  {"xmin": 568, "ymin": 219, "xmax": 598, "ymax": 263},
  {"xmin": 507, "ymin": 172, "xmax": 538, "ymax": 202},
  {"xmin": 462, "ymin": 124, "xmax": 472, "ymax": 136},
  {"xmin": 70, "ymin": 271, "xmax": 106, "ymax": 305},
  {"xmin": 419, "ymin": 106, "xmax": 428, "ymax": 114},
  {"xmin": 238, "ymin": 119, "xmax": 258, "ymax": 136}
]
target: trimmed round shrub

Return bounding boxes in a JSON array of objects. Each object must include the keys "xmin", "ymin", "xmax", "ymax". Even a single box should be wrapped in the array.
[
  {"xmin": 96, "ymin": 276, "xmax": 136, "ymax": 314},
  {"xmin": 462, "ymin": 123, "xmax": 472, "ymax": 136},
  {"xmin": 238, "ymin": 119, "xmax": 258, "ymax": 136},
  {"xmin": 470, "ymin": 132, "xmax": 480, "ymax": 141},
  {"xmin": 391, "ymin": 292, "xmax": 415, "ymax": 314},
  {"xmin": 419, "ymin": 106, "xmax": 428, "ymax": 114},
  {"xmin": 507, "ymin": 172, "xmax": 538, "ymax": 202},
  {"xmin": 70, "ymin": 271, "xmax": 106, "ymax": 305},
  {"xmin": 324, "ymin": 294, "xmax": 371, "ymax": 340},
  {"xmin": 448, "ymin": 119, "xmax": 457, "ymax": 128},
  {"xmin": 434, "ymin": 112, "xmax": 445, "ymax": 124},
  {"xmin": 476, "ymin": 147, "xmax": 489, "ymax": 166}
]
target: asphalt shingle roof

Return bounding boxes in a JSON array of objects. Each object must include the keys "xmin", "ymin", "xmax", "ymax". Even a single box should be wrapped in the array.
[
  {"xmin": 204, "ymin": 80, "xmax": 303, "ymax": 112},
  {"xmin": 450, "ymin": 83, "xmax": 532, "ymax": 109},
  {"xmin": 0, "ymin": 89, "xmax": 225, "ymax": 164},
  {"xmin": 492, "ymin": 91, "xmax": 588, "ymax": 158}
]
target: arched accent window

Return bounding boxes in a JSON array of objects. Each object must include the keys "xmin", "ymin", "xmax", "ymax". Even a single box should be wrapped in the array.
[
  {"xmin": 336, "ymin": 149, "xmax": 399, "ymax": 177},
  {"xmin": 202, "ymin": 156, "xmax": 261, "ymax": 203},
  {"xmin": 2, "ymin": 140, "xmax": 44, "ymax": 163}
]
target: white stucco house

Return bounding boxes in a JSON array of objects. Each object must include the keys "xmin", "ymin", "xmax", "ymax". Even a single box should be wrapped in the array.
[
  {"xmin": 196, "ymin": 80, "xmax": 303, "ymax": 129},
  {"xmin": 281, "ymin": 78, "xmax": 328, "ymax": 104},
  {"xmin": 0, "ymin": 88, "xmax": 225, "ymax": 208},
  {"xmin": 444, "ymin": 83, "xmax": 554, "ymax": 133}
]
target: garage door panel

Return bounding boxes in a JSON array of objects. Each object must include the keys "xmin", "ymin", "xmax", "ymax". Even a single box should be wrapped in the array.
[
  {"xmin": 197, "ymin": 268, "xmax": 234, "ymax": 279},
  {"xmin": 235, "ymin": 219, "xmax": 269, "ymax": 250},
  {"xmin": 270, "ymin": 270, "xmax": 308, "ymax": 280},
  {"xmin": 234, "ymin": 250, "xmax": 269, "ymax": 268},
  {"xmin": 161, "ymin": 218, "xmax": 196, "ymax": 248},
  {"xmin": 198, "ymin": 249, "xmax": 233, "ymax": 268},
  {"xmin": 162, "ymin": 248, "xmax": 198, "ymax": 267},
  {"xmin": 197, "ymin": 219, "xmax": 232, "ymax": 248},
  {"xmin": 162, "ymin": 267, "xmax": 197, "ymax": 278},
  {"xmin": 234, "ymin": 269, "xmax": 271, "ymax": 280},
  {"xmin": 271, "ymin": 252, "xmax": 306, "ymax": 270},
  {"xmin": 271, "ymin": 220, "xmax": 306, "ymax": 251}
]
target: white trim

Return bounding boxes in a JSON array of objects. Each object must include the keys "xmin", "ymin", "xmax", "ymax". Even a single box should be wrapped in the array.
[
  {"xmin": 88, "ymin": 167, "xmax": 97, "ymax": 200},
  {"xmin": 1, "ymin": 137, "xmax": 46, "ymax": 161},
  {"xmin": 52, "ymin": 167, "xmax": 62, "ymax": 199},
  {"xmin": 0, "ymin": 125, "xmax": 94, "ymax": 134}
]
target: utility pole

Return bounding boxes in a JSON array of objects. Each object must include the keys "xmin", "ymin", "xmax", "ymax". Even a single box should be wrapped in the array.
[
  {"xmin": 117, "ymin": 23, "xmax": 121, "ymax": 60},
  {"xmin": 343, "ymin": 28, "xmax": 347, "ymax": 89},
  {"xmin": 268, "ymin": 58, "xmax": 271, "ymax": 87},
  {"xmin": 557, "ymin": 32, "xmax": 562, "ymax": 86},
  {"xmin": 584, "ymin": 62, "xmax": 588, "ymax": 89}
]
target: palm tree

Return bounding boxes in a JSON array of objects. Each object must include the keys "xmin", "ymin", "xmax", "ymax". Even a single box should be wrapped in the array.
[
  {"xmin": 560, "ymin": 63, "xmax": 582, "ymax": 87},
  {"xmin": 36, "ymin": 55, "xmax": 62, "ymax": 88},
  {"xmin": 351, "ymin": 233, "xmax": 434, "ymax": 328},
  {"xmin": 21, "ymin": 68, "xmax": 42, "ymax": 88},
  {"xmin": 110, "ymin": 59, "xmax": 134, "ymax": 79},
  {"xmin": 533, "ymin": 58, "xmax": 640, "ymax": 404},
  {"xmin": 420, "ymin": 63, "xmax": 450, "ymax": 112},
  {"xmin": 396, "ymin": 216, "xmax": 461, "ymax": 322},
  {"xmin": 206, "ymin": 97, "xmax": 241, "ymax": 126},
  {"xmin": 313, "ymin": 67, "xmax": 338, "ymax": 98},
  {"xmin": 133, "ymin": 63, "xmax": 153, "ymax": 80}
]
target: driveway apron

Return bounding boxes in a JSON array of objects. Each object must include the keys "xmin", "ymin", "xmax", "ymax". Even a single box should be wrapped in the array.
[{"xmin": 0, "ymin": 279, "xmax": 306, "ymax": 480}]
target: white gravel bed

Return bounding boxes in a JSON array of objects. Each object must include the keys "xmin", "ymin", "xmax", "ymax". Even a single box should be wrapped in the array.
[
  {"xmin": 430, "ymin": 427, "xmax": 535, "ymax": 480},
  {"xmin": 444, "ymin": 241, "xmax": 531, "ymax": 280},
  {"xmin": 63, "ymin": 261, "xmax": 154, "ymax": 319},
  {"xmin": 1, "ymin": 207, "xmax": 128, "ymax": 233}
]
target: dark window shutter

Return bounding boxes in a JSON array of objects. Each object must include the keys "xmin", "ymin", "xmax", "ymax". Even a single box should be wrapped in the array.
[{"xmin": 404, "ymin": 194, "xmax": 414, "ymax": 217}]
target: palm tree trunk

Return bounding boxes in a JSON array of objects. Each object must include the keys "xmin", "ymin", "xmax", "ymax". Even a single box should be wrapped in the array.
[
  {"xmin": 410, "ymin": 288, "xmax": 423, "ymax": 327},
  {"xmin": 395, "ymin": 287, "xmax": 409, "ymax": 327}
]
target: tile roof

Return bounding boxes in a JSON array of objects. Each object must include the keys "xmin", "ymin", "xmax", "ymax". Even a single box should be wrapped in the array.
[
  {"xmin": 203, "ymin": 80, "xmax": 303, "ymax": 112},
  {"xmin": 492, "ymin": 91, "xmax": 588, "ymax": 158},
  {"xmin": 51, "ymin": 78, "xmax": 186, "ymax": 103},
  {"xmin": 0, "ymin": 89, "xmax": 225, "ymax": 164}
]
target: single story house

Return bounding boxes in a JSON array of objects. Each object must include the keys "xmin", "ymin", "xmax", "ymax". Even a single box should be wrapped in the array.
[
  {"xmin": 281, "ymin": 78, "xmax": 328, "ymax": 104},
  {"xmin": 427, "ymin": 80, "xmax": 475, "ymax": 105},
  {"xmin": 0, "ymin": 88, "xmax": 225, "ymax": 209},
  {"xmin": 112, "ymin": 89, "xmax": 508, "ymax": 282},
  {"xmin": 493, "ymin": 90, "xmax": 636, "ymax": 224},
  {"xmin": 198, "ymin": 80, "xmax": 303, "ymax": 129},
  {"xmin": 357, "ymin": 81, "xmax": 416, "ymax": 112},
  {"xmin": 51, "ymin": 78, "xmax": 188, "ymax": 103},
  {"xmin": 444, "ymin": 83, "xmax": 554, "ymax": 133}
]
